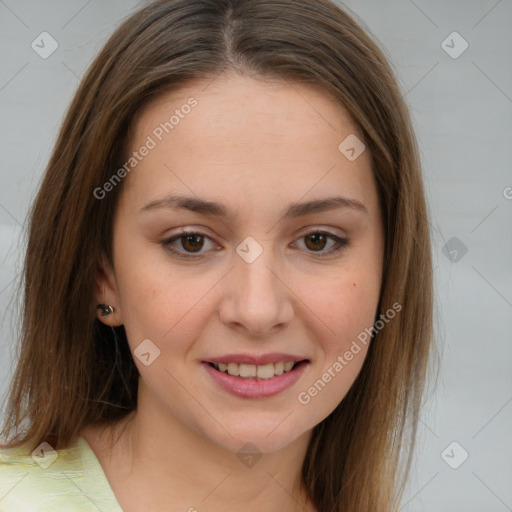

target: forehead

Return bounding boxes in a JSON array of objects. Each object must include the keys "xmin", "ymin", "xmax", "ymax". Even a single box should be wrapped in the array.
[
  {"xmin": 121, "ymin": 71, "xmax": 376, "ymax": 219},
  {"xmin": 133, "ymin": 72, "xmax": 361, "ymax": 147}
]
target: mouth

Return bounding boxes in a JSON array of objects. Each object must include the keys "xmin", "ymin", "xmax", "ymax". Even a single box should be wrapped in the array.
[
  {"xmin": 201, "ymin": 351, "xmax": 310, "ymax": 398},
  {"xmin": 206, "ymin": 360, "xmax": 308, "ymax": 380},
  {"xmin": 202, "ymin": 356, "xmax": 310, "ymax": 399}
]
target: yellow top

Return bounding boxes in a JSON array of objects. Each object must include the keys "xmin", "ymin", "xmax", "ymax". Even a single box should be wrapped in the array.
[{"xmin": 0, "ymin": 436, "xmax": 122, "ymax": 511}]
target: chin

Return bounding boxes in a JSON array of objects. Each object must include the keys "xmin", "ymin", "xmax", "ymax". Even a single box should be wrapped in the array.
[{"xmin": 196, "ymin": 415, "xmax": 311, "ymax": 456}]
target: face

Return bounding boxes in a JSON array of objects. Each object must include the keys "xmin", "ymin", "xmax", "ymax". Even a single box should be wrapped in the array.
[{"xmin": 96, "ymin": 71, "xmax": 385, "ymax": 454}]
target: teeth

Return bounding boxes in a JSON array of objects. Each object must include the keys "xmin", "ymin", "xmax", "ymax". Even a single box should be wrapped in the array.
[
  {"xmin": 283, "ymin": 361, "xmax": 294, "ymax": 372},
  {"xmin": 227, "ymin": 363, "xmax": 239, "ymax": 376},
  {"xmin": 239, "ymin": 364, "xmax": 257, "ymax": 378},
  {"xmin": 213, "ymin": 361, "xmax": 299, "ymax": 379},
  {"xmin": 256, "ymin": 363, "xmax": 275, "ymax": 379}
]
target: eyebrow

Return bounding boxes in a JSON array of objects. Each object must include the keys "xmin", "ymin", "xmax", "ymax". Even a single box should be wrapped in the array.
[{"xmin": 140, "ymin": 194, "xmax": 368, "ymax": 219}]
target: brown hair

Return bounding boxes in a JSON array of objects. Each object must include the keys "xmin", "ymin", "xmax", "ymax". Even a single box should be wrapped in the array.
[{"xmin": 1, "ymin": 1, "xmax": 434, "ymax": 510}]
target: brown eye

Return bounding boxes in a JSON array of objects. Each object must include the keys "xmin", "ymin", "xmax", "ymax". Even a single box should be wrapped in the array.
[
  {"xmin": 304, "ymin": 233, "xmax": 328, "ymax": 251},
  {"xmin": 160, "ymin": 230, "xmax": 218, "ymax": 260},
  {"xmin": 180, "ymin": 234, "xmax": 205, "ymax": 253},
  {"xmin": 295, "ymin": 231, "xmax": 350, "ymax": 256}
]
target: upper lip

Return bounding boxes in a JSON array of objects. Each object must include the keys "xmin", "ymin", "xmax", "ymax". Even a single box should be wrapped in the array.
[{"xmin": 204, "ymin": 353, "xmax": 309, "ymax": 366}]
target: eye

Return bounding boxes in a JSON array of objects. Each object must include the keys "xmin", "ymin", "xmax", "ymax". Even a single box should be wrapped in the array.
[
  {"xmin": 160, "ymin": 229, "xmax": 219, "ymax": 260},
  {"xmin": 160, "ymin": 229, "xmax": 350, "ymax": 260},
  {"xmin": 294, "ymin": 230, "xmax": 350, "ymax": 256}
]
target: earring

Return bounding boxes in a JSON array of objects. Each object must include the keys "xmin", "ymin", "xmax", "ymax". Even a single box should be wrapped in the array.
[{"xmin": 97, "ymin": 304, "xmax": 115, "ymax": 317}]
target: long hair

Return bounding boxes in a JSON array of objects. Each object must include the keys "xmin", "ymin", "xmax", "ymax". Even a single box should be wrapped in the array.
[{"xmin": 1, "ymin": 1, "xmax": 434, "ymax": 510}]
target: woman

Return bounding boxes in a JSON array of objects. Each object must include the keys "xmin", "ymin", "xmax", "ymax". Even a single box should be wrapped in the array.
[{"xmin": 0, "ymin": 0, "xmax": 434, "ymax": 510}]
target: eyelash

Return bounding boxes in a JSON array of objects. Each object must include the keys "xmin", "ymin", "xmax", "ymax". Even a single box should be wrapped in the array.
[{"xmin": 159, "ymin": 228, "xmax": 350, "ymax": 260}]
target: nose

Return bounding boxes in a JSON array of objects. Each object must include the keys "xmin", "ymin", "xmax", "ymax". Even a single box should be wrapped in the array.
[{"xmin": 218, "ymin": 244, "xmax": 294, "ymax": 337}]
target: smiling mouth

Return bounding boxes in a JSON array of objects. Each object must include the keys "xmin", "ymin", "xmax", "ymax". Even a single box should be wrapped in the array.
[{"xmin": 207, "ymin": 360, "xmax": 308, "ymax": 380}]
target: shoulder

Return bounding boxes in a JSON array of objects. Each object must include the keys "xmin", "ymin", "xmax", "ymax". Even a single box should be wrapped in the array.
[{"xmin": 0, "ymin": 437, "xmax": 122, "ymax": 511}]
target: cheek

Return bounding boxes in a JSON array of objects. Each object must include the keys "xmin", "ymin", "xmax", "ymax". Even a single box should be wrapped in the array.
[
  {"xmin": 111, "ymin": 228, "xmax": 178, "ymax": 346},
  {"xmin": 291, "ymin": 264, "xmax": 379, "ymax": 410},
  {"xmin": 315, "ymin": 280, "xmax": 375, "ymax": 380},
  {"xmin": 113, "ymin": 245, "xmax": 217, "ymax": 355},
  {"xmin": 294, "ymin": 277, "xmax": 375, "ymax": 419},
  {"xmin": 117, "ymin": 273, "xmax": 194, "ymax": 348},
  {"xmin": 300, "ymin": 266, "xmax": 381, "ymax": 349}
]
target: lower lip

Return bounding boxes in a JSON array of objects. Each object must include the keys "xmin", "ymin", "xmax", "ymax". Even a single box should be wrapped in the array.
[{"xmin": 202, "ymin": 361, "xmax": 309, "ymax": 399}]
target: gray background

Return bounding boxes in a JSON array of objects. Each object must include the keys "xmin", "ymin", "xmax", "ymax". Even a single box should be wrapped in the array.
[{"xmin": 1, "ymin": 1, "xmax": 511, "ymax": 510}]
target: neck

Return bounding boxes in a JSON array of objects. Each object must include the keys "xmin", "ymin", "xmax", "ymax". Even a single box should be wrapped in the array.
[{"xmin": 83, "ymin": 401, "xmax": 316, "ymax": 512}]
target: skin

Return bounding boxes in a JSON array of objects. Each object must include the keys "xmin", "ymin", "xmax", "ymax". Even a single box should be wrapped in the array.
[{"xmin": 82, "ymin": 71, "xmax": 385, "ymax": 512}]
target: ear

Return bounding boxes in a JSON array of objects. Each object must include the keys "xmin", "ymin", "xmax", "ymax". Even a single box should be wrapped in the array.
[{"xmin": 94, "ymin": 254, "xmax": 124, "ymax": 327}]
